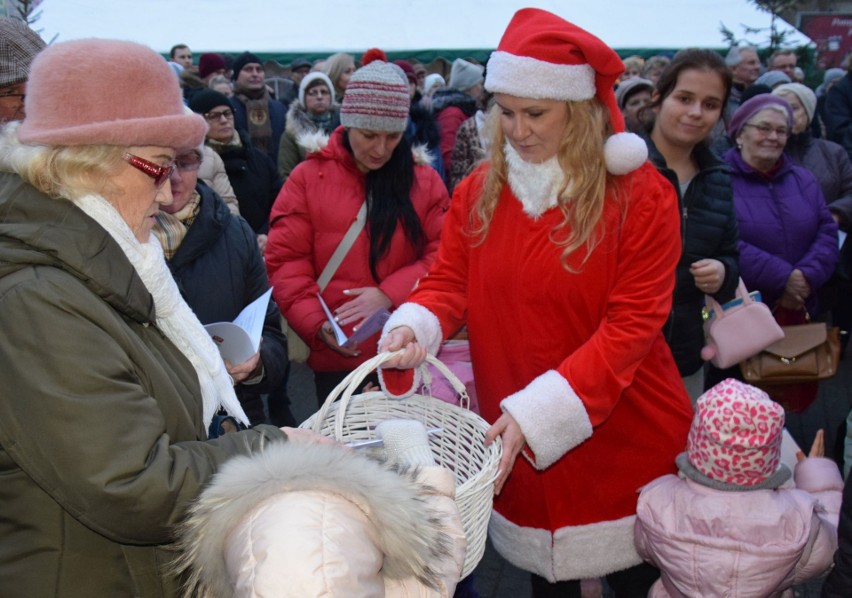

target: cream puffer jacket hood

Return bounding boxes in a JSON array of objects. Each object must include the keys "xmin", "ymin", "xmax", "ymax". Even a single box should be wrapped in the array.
[
  {"xmin": 634, "ymin": 457, "xmax": 843, "ymax": 598},
  {"xmin": 176, "ymin": 441, "xmax": 466, "ymax": 597}
]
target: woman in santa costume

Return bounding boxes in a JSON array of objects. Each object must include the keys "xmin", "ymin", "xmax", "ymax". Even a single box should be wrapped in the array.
[{"xmin": 378, "ymin": 8, "xmax": 693, "ymax": 597}]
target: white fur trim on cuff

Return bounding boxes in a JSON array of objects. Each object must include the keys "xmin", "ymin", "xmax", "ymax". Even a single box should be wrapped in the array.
[
  {"xmin": 489, "ymin": 510, "xmax": 642, "ymax": 581},
  {"xmin": 500, "ymin": 370, "xmax": 592, "ymax": 470},
  {"xmin": 485, "ymin": 51, "xmax": 596, "ymax": 100},
  {"xmin": 378, "ymin": 302, "xmax": 443, "ymax": 399}
]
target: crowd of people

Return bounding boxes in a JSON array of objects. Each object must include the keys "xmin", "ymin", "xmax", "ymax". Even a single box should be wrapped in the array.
[{"xmin": 1, "ymin": 6, "xmax": 852, "ymax": 597}]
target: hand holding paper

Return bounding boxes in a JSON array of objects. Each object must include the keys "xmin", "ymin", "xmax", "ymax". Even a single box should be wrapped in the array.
[
  {"xmin": 317, "ymin": 292, "xmax": 390, "ymax": 349},
  {"xmin": 204, "ymin": 288, "xmax": 272, "ymax": 364}
]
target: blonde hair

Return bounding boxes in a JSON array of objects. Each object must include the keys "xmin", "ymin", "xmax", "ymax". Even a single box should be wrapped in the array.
[
  {"xmin": 0, "ymin": 122, "xmax": 124, "ymax": 199},
  {"xmin": 473, "ymin": 99, "xmax": 616, "ymax": 270},
  {"xmin": 322, "ymin": 53, "xmax": 356, "ymax": 96}
]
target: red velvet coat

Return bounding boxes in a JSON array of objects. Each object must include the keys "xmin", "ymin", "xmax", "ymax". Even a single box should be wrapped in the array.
[
  {"xmin": 383, "ymin": 162, "xmax": 693, "ymax": 581},
  {"xmin": 265, "ymin": 127, "xmax": 449, "ymax": 374}
]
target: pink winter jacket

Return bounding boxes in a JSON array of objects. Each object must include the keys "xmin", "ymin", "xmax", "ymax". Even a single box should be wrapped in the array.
[
  {"xmin": 634, "ymin": 457, "xmax": 843, "ymax": 598},
  {"xmin": 177, "ymin": 441, "xmax": 466, "ymax": 598}
]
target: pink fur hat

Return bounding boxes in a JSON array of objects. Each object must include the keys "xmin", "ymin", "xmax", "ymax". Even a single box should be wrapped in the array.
[{"xmin": 18, "ymin": 39, "xmax": 207, "ymax": 148}]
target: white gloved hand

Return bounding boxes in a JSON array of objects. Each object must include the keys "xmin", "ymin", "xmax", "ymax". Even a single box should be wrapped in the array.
[{"xmin": 376, "ymin": 419, "xmax": 435, "ymax": 467}]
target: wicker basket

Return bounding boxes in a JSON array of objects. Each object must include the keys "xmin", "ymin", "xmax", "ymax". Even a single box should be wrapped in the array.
[{"xmin": 300, "ymin": 351, "xmax": 501, "ymax": 578}]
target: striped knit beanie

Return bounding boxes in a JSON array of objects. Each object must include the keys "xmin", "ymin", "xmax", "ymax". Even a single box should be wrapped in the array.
[{"xmin": 340, "ymin": 61, "xmax": 409, "ymax": 132}]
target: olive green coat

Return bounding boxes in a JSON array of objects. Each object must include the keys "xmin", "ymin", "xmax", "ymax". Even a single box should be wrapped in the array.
[{"xmin": 0, "ymin": 173, "xmax": 287, "ymax": 596}]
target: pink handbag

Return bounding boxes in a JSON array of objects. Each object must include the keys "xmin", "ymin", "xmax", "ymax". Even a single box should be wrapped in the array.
[
  {"xmin": 418, "ymin": 340, "xmax": 479, "ymax": 414},
  {"xmin": 700, "ymin": 279, "xmax": 785, "ymax": 369}
]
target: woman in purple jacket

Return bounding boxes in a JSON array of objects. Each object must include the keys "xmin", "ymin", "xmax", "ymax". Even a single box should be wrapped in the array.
[{"xmin": 723, "ymin": 94, "xmax": 839, "ymax": 412}]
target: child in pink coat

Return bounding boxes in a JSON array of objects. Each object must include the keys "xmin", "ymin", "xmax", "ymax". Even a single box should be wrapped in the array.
[{"xmin": 634, "ymin": 379, "xmax": 843, "ymax": 597}]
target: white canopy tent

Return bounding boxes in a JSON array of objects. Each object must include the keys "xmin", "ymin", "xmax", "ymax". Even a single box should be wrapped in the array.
[{"xmin": 34, "ymin": 0, "xmax": 810, "ymax": 58}]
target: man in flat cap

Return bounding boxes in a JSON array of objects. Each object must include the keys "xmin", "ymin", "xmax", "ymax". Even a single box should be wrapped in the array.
[{"xmin": 0, "ymin": 17, "xmax": 46, "ymax": 123}]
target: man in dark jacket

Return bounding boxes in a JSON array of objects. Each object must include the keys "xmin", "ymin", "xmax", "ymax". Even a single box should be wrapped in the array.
[
  {"xmin": 153, "ymin": 148, "xmax": 293, "ymax": 427},
  {"xmin": 229, "ymin": 51, "xmax": 287, "ymax": 164}
]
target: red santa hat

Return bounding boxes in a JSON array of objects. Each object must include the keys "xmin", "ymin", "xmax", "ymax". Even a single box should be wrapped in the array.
[{"xmin": 485, "ymin": 8, "xmax": 647, "ymax": 175}]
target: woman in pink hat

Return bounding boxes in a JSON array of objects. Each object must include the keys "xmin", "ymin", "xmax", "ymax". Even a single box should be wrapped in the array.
[
  {"xmin": 0, "ymin": 38, "xmax": 332, "ymax": 596},
  {"xmin": 379, "ymin": 8, "xmax": 693, "ymax": 596},
  {"xmin": 635, "ymin": 379, "xmax": 842, "ymax": 597}
]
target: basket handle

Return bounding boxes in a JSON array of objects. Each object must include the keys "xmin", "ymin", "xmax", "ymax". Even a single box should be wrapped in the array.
[{"xmin": 310, "ymin": 351, "xmax": 472, "ymax": 438}]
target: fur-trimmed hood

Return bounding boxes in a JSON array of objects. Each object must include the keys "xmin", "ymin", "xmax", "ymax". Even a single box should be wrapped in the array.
[
  {"xmin": 175, "ymin": 441, "xmax": 455, "ymax": 597},
  {"xmin": 299, "ymin": 125, "xmax": 434, "ymax": 167},
  {"xmin": 285, "ymin": 99, "xmax": 340, "ymax": 141},
  {"xmin": 430, "ymin": 88, "xmax": 478, "ymax": 118}
]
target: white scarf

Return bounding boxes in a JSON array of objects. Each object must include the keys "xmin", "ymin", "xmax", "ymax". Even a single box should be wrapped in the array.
[
  {"xmin": 71, "ymin": 193, "xmax": 249, "ymax": 431},
  {"xmin": 504, "ymin": 141, "xmax": 568, "ymax": 218}
]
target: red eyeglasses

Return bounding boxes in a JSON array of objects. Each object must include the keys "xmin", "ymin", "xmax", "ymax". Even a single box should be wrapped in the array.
[{"xmin": 123, "ymin": 153, "xmax": 176, "ymax": 188}]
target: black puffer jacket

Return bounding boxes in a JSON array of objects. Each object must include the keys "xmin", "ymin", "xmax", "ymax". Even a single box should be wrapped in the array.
[
  {"xmin": 822, "ymin": 472, "xmax": 852, "ymax": 597},
  {"xmin": 166, "ymin": 182, "xmax": 288, "ymax": 426},
  {"xmin": 646, "ymin": 137, "xmax": 741, "ymax": 376},
  {"xmin": 211, "ymin": 129, "xmax": 283, "ymax": 234}
]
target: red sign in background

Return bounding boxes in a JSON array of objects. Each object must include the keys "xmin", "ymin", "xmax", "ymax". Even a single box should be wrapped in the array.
[{"xmin": 799, "ymin": 12, "xmax": 852, "ymax": 68}]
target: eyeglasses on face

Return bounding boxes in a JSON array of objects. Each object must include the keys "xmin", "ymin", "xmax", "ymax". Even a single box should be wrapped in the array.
[
  {"xmin": 306, "ymin": 88, "xmax": 330, "ymax": 98},
  {"xmin": 743, "ymin": 123, "xmax": 789, "ymax": 138},
  {"xmin": 204, "ymin": 108, "xmax": 234, "ymax": 122},
  {"xmin": 123, "ymin": 153, "xmax": 176, "ymax": 187},
  {"xmin": 0, "ymin": 92, "xmax": 25, "ymax": 102},
  {"xmin": 174, "ymin": 155, "xmax": 202, "ymax": 172}
]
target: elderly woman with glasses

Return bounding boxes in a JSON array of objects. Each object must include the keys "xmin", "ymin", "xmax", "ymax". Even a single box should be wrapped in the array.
[
  {"xmin": 189, "ymin": 89, "xmax": 282, "ymax": 248},
  {"xmin": 0, "ymin": 39, "xmax": 331, "ymax": 596},
  {"xmin": 152, "ymin": 147, "xmax": 292, "ymax": 428},
  {"xmin": 277, "ymin": 71, "xmax": 340, "ymax": 184},
  {"xmin": 719, "ymin": 94, "xmax": 839, "ymax": 412}
]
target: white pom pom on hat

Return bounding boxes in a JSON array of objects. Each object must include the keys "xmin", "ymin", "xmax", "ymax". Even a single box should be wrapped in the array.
[{"xmin": 485, "ymin": 8, "xmax": 647, "ymax": 175}]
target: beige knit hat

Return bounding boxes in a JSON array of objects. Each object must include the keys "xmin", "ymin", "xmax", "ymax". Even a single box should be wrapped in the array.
[
  {"xmin": 339, "ymin": 61, "xmax": 410, "ymax": 133},
  {"xmin": 18, "ymin": 38, "xmax": 207, "ymax": 148}
]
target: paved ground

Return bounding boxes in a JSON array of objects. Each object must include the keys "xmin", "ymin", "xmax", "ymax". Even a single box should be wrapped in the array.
[{"xmin": 285, "ymin": 346, "xmax": 852, "ymax": 597}]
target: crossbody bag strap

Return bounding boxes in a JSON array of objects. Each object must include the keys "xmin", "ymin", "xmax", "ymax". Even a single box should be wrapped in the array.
[{"xmin": 317, "ymin": 200, "xmax": 367, "ymax": 292}]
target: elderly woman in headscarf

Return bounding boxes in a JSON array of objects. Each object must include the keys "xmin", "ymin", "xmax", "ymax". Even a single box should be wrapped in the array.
[
  {"xmin": 0, "ymin": 39, "xmax": 325, "ymax": 596},
  {"xmin": 721, "ymin": 94, "xmax": 839, "ymax": 412}
]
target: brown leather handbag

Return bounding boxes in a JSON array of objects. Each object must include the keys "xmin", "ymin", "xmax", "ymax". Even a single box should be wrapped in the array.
[{"xmin": 740, "ymin": 322, "xmax": 841, "ymax": 384}]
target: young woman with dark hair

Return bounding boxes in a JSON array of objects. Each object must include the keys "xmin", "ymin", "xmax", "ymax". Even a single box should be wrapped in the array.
[
  {"xmin": 643, "ymin": 48, "xmax": 741, "ymax": 400},
  {"xmin": 265, "ymin": 61, "xmax": 448, "ymax": 403}
]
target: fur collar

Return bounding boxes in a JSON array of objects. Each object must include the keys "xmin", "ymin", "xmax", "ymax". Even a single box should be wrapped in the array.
[
  {"xmin": 299, "ymin": 128, "xmax": 433, "ymax": 166},
  {"xmin": 285, "ymin": 100, "xmax": 338, "ymax": 139},
  {"xmin": 174, "ymin": 441, "xmax": 454, "ymax": 596},
  {"xmin": 504, "ymin": 142, "xmax": 567, "ymax": 218}
]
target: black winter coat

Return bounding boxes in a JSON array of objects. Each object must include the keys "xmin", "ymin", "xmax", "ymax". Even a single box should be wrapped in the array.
[
  {"xmin": 785, "ymin": 131, "xmax": 852, "ymax": 229},
  {"xmin": 230, "ymin": 95, "xmax": 287, "ymax": 164},
  {"xmin": 213, "ymin": 129, "xmax": 283, "ymax": 235},
  {"xmin": 822, "ymin": 472, "xmax": 852, "ymax": 596},
  {"xmin": 825, "ymin": 72, "xmax": 852, "ymax": 162},
  {"xmin": 166, "ymin": 183, "xmax": 288, "ymax": 426},
  {"xmin": 647, "ymin": 138, "xmax": 741, "ymax": 376}
]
